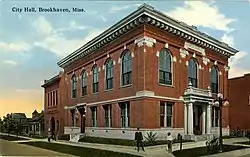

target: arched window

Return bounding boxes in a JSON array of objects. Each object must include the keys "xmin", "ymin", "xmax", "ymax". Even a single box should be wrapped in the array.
[
  {"xmin": 106, "ymin": 59, "xmax": 114, "ymax": 90},
  {"xmin": 188, "ymin": 58, "xmax": 198, "ymax": 88},
  {"xmin": 211, "ymin": 66, "xmax": 219, "ymax": 93},
  {"xmin": 71, "ymin": 74, "xmax": 77, "ymax": 98},
  {"xmin": 159, "ymin": 49, "xmax": 172, "ymax": 85},
  {"xmin": 92, "ymin": 65, "xmax": 99, "ymax": 93},
  {"xmin": 81, "ymin": 71, "xmax": 87, "ymax": 96},
  {"xmin": 121, "ymin": 50, "xmax": 132, "ymax": 86}
]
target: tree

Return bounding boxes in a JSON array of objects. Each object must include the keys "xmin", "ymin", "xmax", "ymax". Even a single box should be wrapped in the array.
[{"xmin": 2, "ymin": 114, "xmax": 15, "ymax": 135}]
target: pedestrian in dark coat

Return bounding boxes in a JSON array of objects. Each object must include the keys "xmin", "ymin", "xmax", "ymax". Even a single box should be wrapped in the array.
[{"xmin": 134, "ymin": 128, "xmax": 145, "ymax": 152}]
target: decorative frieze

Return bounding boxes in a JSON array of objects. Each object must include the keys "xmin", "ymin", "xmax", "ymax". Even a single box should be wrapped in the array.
[
  {"xmin": 202, "ymin": 57, "xmax": 210, "ymax": 65},
  {"xmin": 134, "ymin": 36, "xmax": 156, "ymax": 47},
  {"xmin": 184, "ymin": 42, "xmax": 206, "ymax": 56},
  {"xmin": 180, "ymin": 48, "xmax": 189, "ymax": 58}
]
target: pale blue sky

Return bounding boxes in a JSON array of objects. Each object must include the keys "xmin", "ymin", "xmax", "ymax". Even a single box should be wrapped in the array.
[{"xmin": 0, "ymin": 0, "xmax": 249, "ymax": 117}]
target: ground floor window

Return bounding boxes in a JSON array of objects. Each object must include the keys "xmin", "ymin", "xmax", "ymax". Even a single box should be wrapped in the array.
[
  {"xmin": 91, "ymin": 107, "xmax": 97, "ymax": 127},
  {"xmin": 120, "ymin": 102, "xmax": 130, "ymax": 127},
  {"xmin": 160, "ymin": 101, "xmax": 174, "ymax": 127},
  {"xmin": 103, "ymin": 104, "xmax": 112, "ymax": 127},
  {"xmin": 212, "ymin": 106, "xmax": 220, "ymax": 127}
]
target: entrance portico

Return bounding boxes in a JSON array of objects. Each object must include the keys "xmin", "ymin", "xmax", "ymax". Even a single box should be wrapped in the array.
[{"xmin": 183, "ymin": 84, "xmax": 214, "ymax": 140}]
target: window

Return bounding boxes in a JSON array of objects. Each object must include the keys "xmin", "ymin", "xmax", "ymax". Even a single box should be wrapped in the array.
[
  {"xmin": 72, "ymin": 75, "xmax": 77, "ymax": 98},
  {"xmin": 105, "ymin": 59, "xmax": 114, "ymax": 90},
  {"xmin": 121, "ymin": 50, "xmax": 132, "ymax": 86},
  {"xmin": 91, "ymin": 107, "xmax": 97, "ymax": 127},
  {"xmin": 81, "ymin": 71, "xmax": 87, "ymax": 96},
  {"xmin": 55, "ymin": 90, "xmax": 58, "ymax": 105},
  {"xmin": 52, "ymin": 91, "xmax": 55, "ymax": 106},
  {"xmin": 211, "ymin": 66, "xmax": 219, "ymax": 93},
  {"xmin": 188, "ymin": 58, "xmax": 198, "ymax": 88},
  {"xmin": 159, "ymin": 49, "xmax": 172, "ymax": 85},
  {"xmin": 212, "ymin": 107, "xmax": 220, "ymax": 127},
  {"xmin": 47, "ymin": 93, "xmax": 50, "ymax": 106},
  {"xmin": 120, "ymin": 102, "xmax": 130, "ymax": 127},
  {"xmin": 50, "ymin": 92, "xmax": 52, "ymax": 106},
  {"xmin": 92, "ymin": 66, "xmax": 99, "ymax": 93},
  {"xmin": 104, "ymin": 105, "xmax": 112, "ymax": 127},
  {"xmin": 159, "ymin": 102, "xmax": 174, "ymax": 127}
]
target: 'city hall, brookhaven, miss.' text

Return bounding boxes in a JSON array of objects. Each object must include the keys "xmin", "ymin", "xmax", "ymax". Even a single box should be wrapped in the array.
[{"xmin": 11, "ymin": 7, "xmax": 85, "ymax": 13}]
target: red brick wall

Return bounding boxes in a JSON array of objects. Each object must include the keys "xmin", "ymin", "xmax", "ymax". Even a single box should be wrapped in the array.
[
  {"xmin": 43, "ymin": 23, "xmax": 231, "ymax": 135},
  {"xmin": 229, "ymin": 74, "xmax": 250, "ymax": 130}
]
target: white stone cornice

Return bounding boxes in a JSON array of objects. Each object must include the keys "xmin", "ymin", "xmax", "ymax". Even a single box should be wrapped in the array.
[
  {"xmin": 224, "ymin": 65, "xmax": 230, "ymax": 71},
  {"xmin": 180, "ymin": 48, "xmax": 189, "ymax": 58},
  {"xmin": 134, "ymin": 36, "xmax": 156, "ymax": 47}
]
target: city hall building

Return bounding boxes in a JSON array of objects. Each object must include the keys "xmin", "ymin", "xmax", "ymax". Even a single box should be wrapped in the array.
[{"xmin": 42, "ymin": 4, "xmax": 238, "ymax": 141}]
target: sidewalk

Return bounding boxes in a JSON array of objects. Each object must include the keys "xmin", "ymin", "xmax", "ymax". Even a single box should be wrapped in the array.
[{"xmin": 1, "ymin": 132, "xmax": 249, "ymax": 157}]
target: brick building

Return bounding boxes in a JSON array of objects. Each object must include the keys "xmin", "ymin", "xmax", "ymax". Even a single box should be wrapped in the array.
[
  {"xmin": 42, "ymin": 4, "xmax": 238, "ymax": 141},
  {"xmin": 229, "ymin": 73, "xmax": 250, "ymax": 130}
]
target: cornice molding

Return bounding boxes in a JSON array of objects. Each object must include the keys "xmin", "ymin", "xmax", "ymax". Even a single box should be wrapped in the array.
[{"xmin": 57, "ymin": 4, "xmax": 238, "ymax": 69}]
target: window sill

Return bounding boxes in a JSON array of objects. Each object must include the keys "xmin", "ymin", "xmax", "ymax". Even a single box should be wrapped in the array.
[
  {"xmin": 159, "ymin": 83, "xmax": 175, "ymax": 88},
  {"xmin": 120, "ymin": 84, "xmax": 132, "ymax": 88},
  {"xmin": 93, "ymin": 92, "xmax": 99, "ymax": 95},
  {"xmin": 81, "ymin": 95, "xmax": 87, "ymax": 98},
  {"xmin": 71, "ymin": 97, "xmax": 77, "ymax": 100},
  {"xmin": 105, "ymin": 89, "xmax": 114, "ymax": 92}
]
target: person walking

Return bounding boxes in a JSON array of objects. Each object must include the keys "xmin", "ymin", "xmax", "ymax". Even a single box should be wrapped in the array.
[
  {"xmin": 47, "ymin": 127, "xmax": 51, "ymax": 142},
  {"xmin": 134, "ymin": 128, "xmax": 145, "ymax": 152},
  {"xmin": 166, "ymin": 132, "xmax": 173, "ymax": 153}
]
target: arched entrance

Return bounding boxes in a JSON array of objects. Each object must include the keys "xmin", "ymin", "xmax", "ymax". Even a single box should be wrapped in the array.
[{"xmin": 50, "ymin": 117, "xmax": 55, "ymax": 136}]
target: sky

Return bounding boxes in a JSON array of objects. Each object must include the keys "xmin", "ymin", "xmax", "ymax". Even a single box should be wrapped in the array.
[{"xmin": 0, "ymin": 0, "xmax": 250, "ymax": 118}]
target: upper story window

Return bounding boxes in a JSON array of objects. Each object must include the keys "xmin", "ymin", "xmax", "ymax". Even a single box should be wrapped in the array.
[
  {"xmin": 159, "ymin": 49, "xmax": 172, "ymax": 85},
  {"xmin": 92, "ymin": 65, "xmax": 99, "ymax": 93},
  {"xmin": 121, "ymin": 50, "xmax": 132, "ymax": 86},
  {"xmin": 71, "ymin": 74, "xmax": 77, "ymax": 98},
  {"xmin": 188, "ymin": 58, "xmax": 198, "ymax": 88},
  {"xmin": 105, "ymin": 59, "xmax": 114, "ymax": 90},
  {"xmin": 211, "ymin": 66, "xmax": 219, "ymax": 93},
  {"xmin": 81, "ymin": 71, "xmax": 87, "ymax": 96}
]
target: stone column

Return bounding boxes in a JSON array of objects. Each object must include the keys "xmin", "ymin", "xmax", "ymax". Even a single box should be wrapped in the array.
[
  {"xmin": 206, "ymin": 104, "xmax": 212, "ymax": 134},
  {"xmin": 202, "ymin": 106, "xmax": 206, "ymax": 134},
  {"xmin": 184, "ymin": 104, "xmax": 188, "ymax": 134},
  {"xmin": 188, "ymin": 103, "xmax": 193, "ymax": 135}
]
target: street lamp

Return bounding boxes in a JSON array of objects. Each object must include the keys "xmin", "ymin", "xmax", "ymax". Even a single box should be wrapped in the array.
[{"xmin": 215, "ymin": 93, "xmax": 228, "ymax": 152}]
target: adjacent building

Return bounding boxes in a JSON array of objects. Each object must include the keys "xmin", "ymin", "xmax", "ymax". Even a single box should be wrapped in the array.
[
  {"xmin": 229, "ymin": 73, "xmax": 250, "ymax": 130},
  {"xmin": 42, "ymin": 4, "xmax": 238, "ymax": 141},
  {"xmin": 27, "ymin": 110, "xmax": 45, "ymax": 136}
]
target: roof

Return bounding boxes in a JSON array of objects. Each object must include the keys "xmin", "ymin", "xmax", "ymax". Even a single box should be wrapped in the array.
[
  {"xmin": 229, "ymin": 73, "xmax": 250, "ymax": 80},
  {"xmin": 57, "ymin": 3, "xmax": 238, "ymax": 69},
  {"xmin": 12, "ymin": 113, "xmax": 27, "ymax": 119},
  {"xmin": 41, "ymin": 74, "xmax": 60, "ymax": 88}
]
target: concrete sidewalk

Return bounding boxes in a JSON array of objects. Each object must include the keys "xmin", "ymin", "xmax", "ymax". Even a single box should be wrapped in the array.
[{"xmin": 1, "ymin": 132, "xmax": 249, "ymax": 157}]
